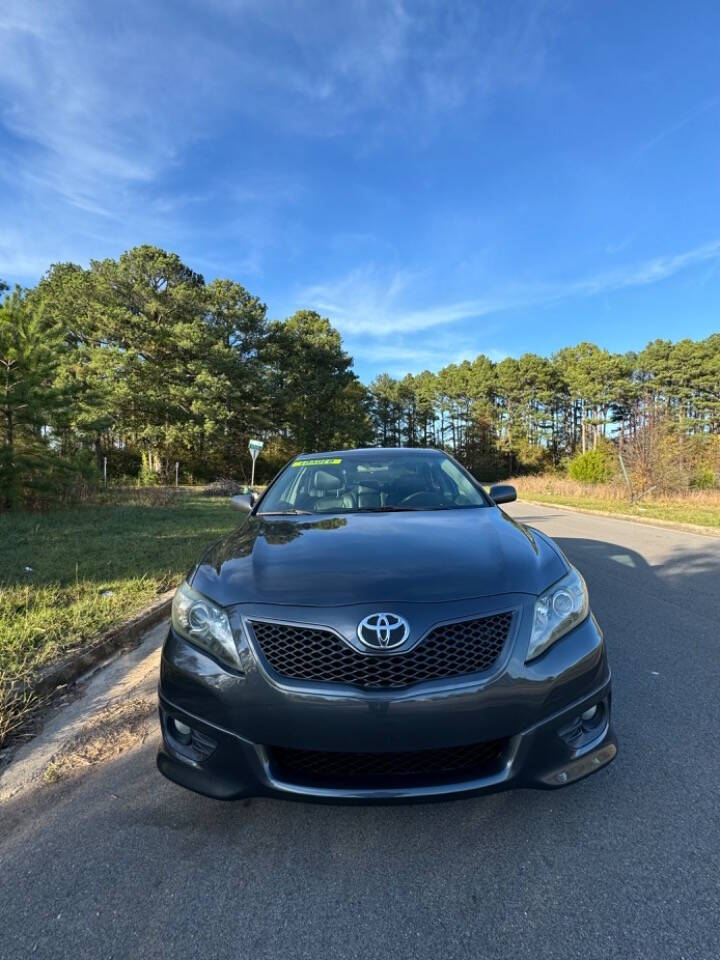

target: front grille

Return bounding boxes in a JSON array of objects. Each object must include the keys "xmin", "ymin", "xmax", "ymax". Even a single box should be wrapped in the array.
[
  {"xmin": 248, "ymin": 612, "xmax": 513, "ymax": 689},
  {"xmin": 270, "ymin": 739, "xmax": 507, "ymax": 786}
]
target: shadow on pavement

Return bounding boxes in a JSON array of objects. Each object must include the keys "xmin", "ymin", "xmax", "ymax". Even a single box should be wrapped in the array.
[{"xmin": 552, "ymin": 534, "xmax": 720, "ymax": 628}]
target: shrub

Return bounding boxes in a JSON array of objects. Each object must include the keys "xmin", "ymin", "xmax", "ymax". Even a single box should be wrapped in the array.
[
  {"xmin": 693, "ymin": 466, "xmax": 717, "ymax": 490},
  {"xmin": 513, "ymin": 439, "xmax": 554, "ymax": 475},
  {"xmin": 138, "ymin": 451, "xmax": 160, "ymax": 486},
  {"xmin": 568, "ymin": 449, "xmax": 616, "ymax": 484},
  {"xmin": 621, "ymin": 417, "xmax": 707, "ymax": 495}
]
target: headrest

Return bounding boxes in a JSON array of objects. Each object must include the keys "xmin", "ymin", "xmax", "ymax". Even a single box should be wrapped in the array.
[{"xmin": 313, "ymin": 469, "xmax": 342, "ymax": 488}]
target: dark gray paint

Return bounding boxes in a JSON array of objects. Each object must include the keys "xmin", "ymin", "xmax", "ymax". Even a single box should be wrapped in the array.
[
  {"xmin": 158, "ymin": 449, "xmax": 614, "ymax": 800},
  {"xmin": 190, "ymin": 507, "xmax": 566, "ymax": 607}
]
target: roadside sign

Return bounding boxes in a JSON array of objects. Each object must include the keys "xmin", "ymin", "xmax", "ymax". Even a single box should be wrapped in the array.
[{"xmin": 248, "ymin": 439, "xmax": 263, "ymax": 486}]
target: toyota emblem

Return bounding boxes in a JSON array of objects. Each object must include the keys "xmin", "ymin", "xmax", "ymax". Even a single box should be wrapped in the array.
[{"xmin": 357, "ymin": 613, "xmax": 410, "ymax": 650}]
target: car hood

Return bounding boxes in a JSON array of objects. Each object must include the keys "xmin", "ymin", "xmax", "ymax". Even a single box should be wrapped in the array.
[{"xmin": 190, "ymin": 508, "xmax": 567, "ymax": 607}]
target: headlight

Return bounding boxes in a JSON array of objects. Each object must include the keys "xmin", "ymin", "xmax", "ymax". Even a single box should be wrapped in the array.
[
  {"xmin": 171, "ymin": 581, "xmax": 242, "ymax": 669},
  {"xmin": 527, "ymin": 566, "xmax": 589, "ymax": 662}
]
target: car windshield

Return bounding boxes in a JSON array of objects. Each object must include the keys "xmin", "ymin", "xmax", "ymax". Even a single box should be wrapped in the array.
[{"xmin": 258, "ymin": 452, "xmax": 489, "ymax": 515}]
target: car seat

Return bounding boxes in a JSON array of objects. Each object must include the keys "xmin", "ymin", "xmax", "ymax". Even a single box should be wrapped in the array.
[{"xmin": 310, "ymin": 469, "xmax": 356, "ymax": 512}]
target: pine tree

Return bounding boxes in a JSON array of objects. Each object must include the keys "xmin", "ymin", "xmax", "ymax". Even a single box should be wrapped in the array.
[{"xmin": 0, "ymin": 287, "xmax": 67, "ymax": 507}]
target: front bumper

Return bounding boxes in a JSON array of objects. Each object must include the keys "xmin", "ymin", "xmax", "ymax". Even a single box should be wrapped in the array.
[{"xmin": 156, "ymin": 607, "xmax": 616, "ymax": 803}]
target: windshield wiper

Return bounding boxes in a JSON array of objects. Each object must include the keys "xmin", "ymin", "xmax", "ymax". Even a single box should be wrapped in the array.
[
  {"xmin": 423, "ymin": 504, "xmax": 484, "ymax": 510},
  {"xmin": 258, "ymin": 509, "xmax": 313, "ymax": 516},
  {"xmin": 355, "ymin": 506, "xmax": 425, "ymax": 512},
  {"xmin": 356, "ymin": 504, "xmax": 484, "ymax": 512}
]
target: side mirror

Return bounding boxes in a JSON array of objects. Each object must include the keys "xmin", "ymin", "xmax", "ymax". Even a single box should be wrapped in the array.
[
  {"xmin": 488, "ymin": 484, "xmax": 517, "ymax": 505},
  {"xmin": 230, "ymin": 493, "xmax": 254, "ymax": 513}
]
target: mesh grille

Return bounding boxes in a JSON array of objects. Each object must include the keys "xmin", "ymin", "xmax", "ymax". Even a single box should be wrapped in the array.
[
  {"xmin": 249, "ymin": 612, "xmax": 513, "ymax": 689},
  {"xmin": 270, "ymin": 739, "xmax": 506, "ymax": 785}
]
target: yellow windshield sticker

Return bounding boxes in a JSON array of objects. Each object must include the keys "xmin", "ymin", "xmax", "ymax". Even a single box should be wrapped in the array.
[{"xmin": 291, "ymin": 458, "xmax": 343, "ymax": 467}]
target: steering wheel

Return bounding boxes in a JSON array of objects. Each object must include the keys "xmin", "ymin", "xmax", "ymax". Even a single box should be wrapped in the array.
[{"xmin": 398, "ymin": 491, "xmax": 444, "ymax": 508}]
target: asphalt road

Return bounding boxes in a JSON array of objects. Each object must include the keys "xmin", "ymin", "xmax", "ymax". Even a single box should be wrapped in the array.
[{"xmin": 2, "ymin": 503, "xmax": 719, "ymax": 960}]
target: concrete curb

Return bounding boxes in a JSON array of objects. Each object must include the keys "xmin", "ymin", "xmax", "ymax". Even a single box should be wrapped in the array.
[
  {"xmin": 12, "ymin": 590, "xmax": 174, "ymax": 701},
  {"xmin": 518, "ymin": 498, "xmax": 720, "ymax": 539}
]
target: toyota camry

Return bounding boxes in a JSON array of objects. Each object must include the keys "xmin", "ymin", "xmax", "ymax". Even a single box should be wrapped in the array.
[{"xmin": 157, "ymin": 447, "xmax": 616, "ymax": 801}]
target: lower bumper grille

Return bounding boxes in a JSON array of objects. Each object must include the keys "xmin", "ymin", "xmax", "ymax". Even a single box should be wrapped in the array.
[{"xmin": 269, "ymin": 739, "xmax": 507, "ymax": 788}]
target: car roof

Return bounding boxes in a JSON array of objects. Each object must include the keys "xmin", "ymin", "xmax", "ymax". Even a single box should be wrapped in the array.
[{"xmin": 295, "ymin": 447, "xmax": 446, "ymax": 459}]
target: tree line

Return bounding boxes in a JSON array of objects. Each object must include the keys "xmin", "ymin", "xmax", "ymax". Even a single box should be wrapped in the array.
[
  {"xmin": 367, "ymin": 337, "xmax": 720, "ymax": 486},
  {"xmin": 1, "ymin": 244, "xmax": 718, "ymax": 508}
]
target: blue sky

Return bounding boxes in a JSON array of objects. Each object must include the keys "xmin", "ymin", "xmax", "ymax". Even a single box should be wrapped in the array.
[{"xmin": 1, "ymin": 0, "xmax": 719, "ymax": 382}]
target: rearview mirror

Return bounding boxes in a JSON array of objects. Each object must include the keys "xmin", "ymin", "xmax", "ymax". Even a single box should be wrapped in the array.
[
  {"xmin": 488, "ymin": 484, "xmax": 517, "ymax": 505},
  {"xmin": 231, "ymin": 493, "xmax": 254, "ymax": 513}
]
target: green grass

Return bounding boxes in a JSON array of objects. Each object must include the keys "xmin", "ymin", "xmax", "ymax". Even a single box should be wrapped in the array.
[
  {"xmin": 0, "ymin": 493, "xmax": 239, "ymax": 687},
  {"xmin": 515, "ymin": 488, "xmax": 720, "ymax": 529}
]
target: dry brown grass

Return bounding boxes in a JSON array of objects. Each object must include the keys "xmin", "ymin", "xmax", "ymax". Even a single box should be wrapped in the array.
[
  {"xmin": 43, "ymin": 696, "xmax": 155, "ymax": 783},
  {"xmin": 510, "ymin": 475, "xmax": 720, "ymax": 528},
  {"xmin": 102, "ymin": 486, "xmax": 188, "ymax": 507},
  {"xmin": 514, "ymin": 475, "xmax": 720, "ymax": 504},
  {"xmin": 514, "ymin": 475, "xmax": 628, "ymax": 501}
]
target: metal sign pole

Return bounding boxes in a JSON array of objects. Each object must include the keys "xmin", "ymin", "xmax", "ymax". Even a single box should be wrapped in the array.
[
  {"xmin": 248, "ymin": 439, "xmax": 264, "ymax": 489},
  {"xmin": 103, "ymin": 456, "xmax": 107, "ymax": 487}
]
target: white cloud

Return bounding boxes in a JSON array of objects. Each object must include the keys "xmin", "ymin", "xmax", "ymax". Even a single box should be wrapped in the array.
[
  {"xmin": 563, "ymin": 240, "xmax": 720, "ymax": 296},
  {"xmin": 348, "ymin": 339, "xmax": 508, "ymax": 377},
  {"xmin": 300, "ymin": 239, "xmax": 720, "ymax": 337},
  {"xmin": 633, "ymin": 96, "xmax": 720, "ymax": 159},
  {"xmin": 0, "ymin": 0, "xmax": 560, "ymax": 284},
  {"xmin": 0, "ymin": 1, "xmax": 219, "ymax": 211},
  {"xmin": 0, "ymin": 0, "xmax": 554, "ymax": 219}
]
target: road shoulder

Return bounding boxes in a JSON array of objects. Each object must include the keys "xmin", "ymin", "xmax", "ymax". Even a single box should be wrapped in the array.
[{"xmin": 0, "ymin": 619, "xmax": 165, "ymax": 804}]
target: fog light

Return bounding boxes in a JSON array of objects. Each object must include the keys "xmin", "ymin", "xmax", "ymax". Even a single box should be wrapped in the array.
[
  {"xmin": 581, "ymin": 705, "xmax": 598, "ymax": 721},
  {"xmin": 170, "ymin": 717, "xmax": 192, "ymax": 744}
]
